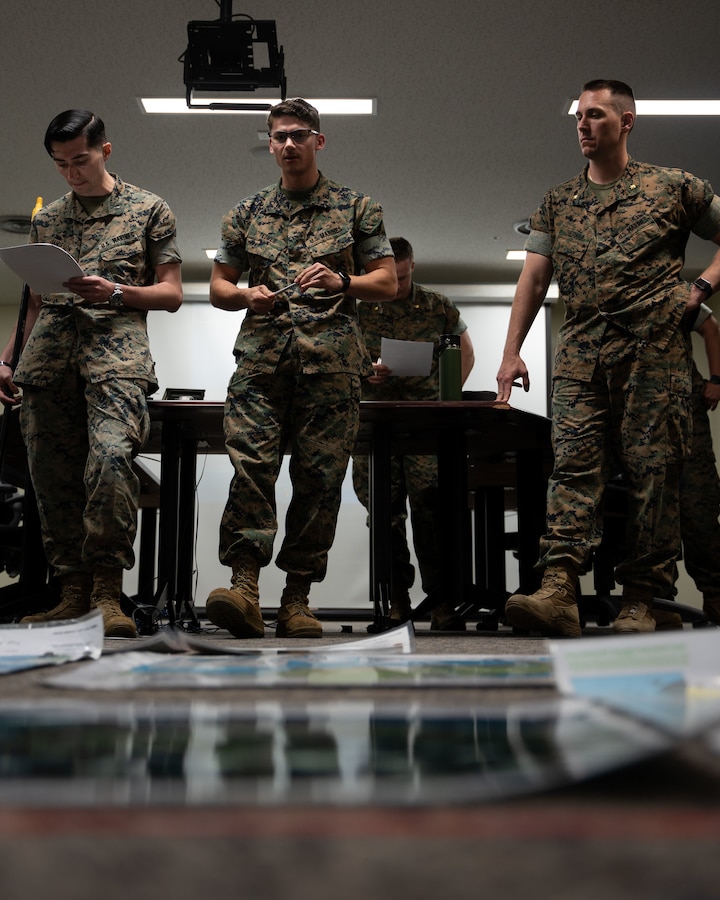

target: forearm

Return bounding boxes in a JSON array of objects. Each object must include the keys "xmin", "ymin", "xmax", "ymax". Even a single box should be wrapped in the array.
[
  {"xmin": 348, "ymin": 257, "xmax": 397, "ymax": 302},
  {"xmin": 210, "ymin": 263, "xmax": 251, "ymax": 310},
  {"xmin": 502, "ymin": 262, "xmax": 552, "ymax": 358},
  {"xmin": 116, "ymin": 274, "xmax": 182, "ymax": 312}
]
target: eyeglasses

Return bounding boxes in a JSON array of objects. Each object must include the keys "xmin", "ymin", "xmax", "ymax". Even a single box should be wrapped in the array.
[{"xmin": 268, "ymin": 129, "xmax": 319, "ymax": 145}]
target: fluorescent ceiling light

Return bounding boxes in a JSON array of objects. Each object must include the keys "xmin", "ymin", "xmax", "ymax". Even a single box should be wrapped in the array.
[
  {"xmin": 205, "ymin": 249, "xmax": 217, "ymax": 259},
  {"xmin": 568, "ymin": 99, "xmax": 720, "ymax": 116},
  {"xmin": 140, "ymin": 97, "xmax": 376, "ymax": 115},
  {"xmin": 506, "ymin": 250, "xmax": 527, "ymax": 261}
]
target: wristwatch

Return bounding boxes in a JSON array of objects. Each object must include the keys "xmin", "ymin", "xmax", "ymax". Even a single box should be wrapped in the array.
[
  {"xmin": 693, "ymin": 277, "xmax": 713, "ymax": 297},
  {"xmin": 337, "ymin": 270, "xmax": 351, "ymax": 293},
  {"xmin": 709, "ymin": 374, "xmax": 720, "ymax": 385},
  {"xmin": 107, "ymin": 283, "xmax": 124, "ymax": 307}
]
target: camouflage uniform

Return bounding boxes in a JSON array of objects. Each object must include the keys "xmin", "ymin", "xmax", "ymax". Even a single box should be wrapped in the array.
[
  {"xmin": 352, "ymin": 283, "xmax": 467, "ymax": 597},
  {"xmin": 215, "ymin": 174, "xmax": 392, "ymax": 582},
  {"xmin": 526, "ymin": 158, "xmax": 720, "ymax": 596},
  {"xmin": 14, "ymin": 176, "xmax": 180, "ymax": 576},
  {"xmin": 675, "ymin": 305, "xmax": 720, "ymax": 595},
  {"xmin": 678, "ymin": 362, "xmax": 720, "ymax": 594}
]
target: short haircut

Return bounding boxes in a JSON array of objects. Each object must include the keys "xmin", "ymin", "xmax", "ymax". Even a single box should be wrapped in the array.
[
  {"xmin": 389, "ymin": 236, "xmax": 413, "ymax": 263},
  {"xmin": 267, "ymin": 98, "xmax": 320, "ymax": 131},
  {"xmin": 44, "ymin": 110, "xmax": 107, "ymax": 155},
  {"xmin": 581, "ymin": 79, "xmax": 636, "ymax": 116}
]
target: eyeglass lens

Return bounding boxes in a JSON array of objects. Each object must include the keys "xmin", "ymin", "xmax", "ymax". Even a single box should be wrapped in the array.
[{"xmin": 268, "ymin": 129, "xmax": 317, "ymax": 144}]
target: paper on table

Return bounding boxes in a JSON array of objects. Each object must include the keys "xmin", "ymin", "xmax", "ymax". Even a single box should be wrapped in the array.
[
  {"xmin": 0, "ymin": 242, "xmax": 84, "ymax": 294},
  {"xmin": 379, "ymin": 337, "xmax": 434, "ymax": 377}
]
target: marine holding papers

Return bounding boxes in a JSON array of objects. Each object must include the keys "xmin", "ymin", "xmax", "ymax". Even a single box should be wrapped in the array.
[{"xmin": 0, "ymin": 109, "xmax": 183, "ymax": 637}]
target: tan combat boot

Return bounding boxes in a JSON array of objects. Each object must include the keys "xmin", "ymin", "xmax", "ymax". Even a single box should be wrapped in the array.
[
  {"xmin": 431, "ymin": 601, "xmax": 466, "ymax": 631},
  {"xmin": 20, "ymin": 573, "xmax": 92, "ymax": 623},
  {"xmin": 276, "ymin": 577, "xmax": 322, "ymax": 638},
  {"xmin": 389, "ymin": 588, "xmax": 412, "ymax": 624},
  {"xmin": 613, "ymin": 585, "xmax": 656, "ymax": 634},
  {"xmin": 504, "ymin": 564, "xmax": 581, "ymax": 637},
  {"xmin": 92, "ymin": 566, "xmax": 137, "ymax": 637},
  {"xmin": 206, "ymin": 556, "xmax": 265, "ymax": 638}
]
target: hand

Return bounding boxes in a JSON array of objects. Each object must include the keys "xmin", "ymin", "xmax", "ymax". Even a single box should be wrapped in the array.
[
  {"xmin": 63, "ymin": 275, "xmax": 115, "ymax": 305},
  {"xmin": 295, "ymin": 262, "xmax": 345, "ymax": 294},
  {"xmin": 496, "ymin": 355, "xmax": 529, "ymax": 402},
  {"xmin": 367, "ymin": 361, "xmax": 392, "ymax": 384},
  {"xmin": 0, "ymin": 365, "xmax": 21, "ymax": 406},
  {"xmin": 245, "ymin": 285, "xmax": 276, "ymax": 315},
  {"xmin": 703, "ymin": 381, "xmax": 720, "ymax": 411}
]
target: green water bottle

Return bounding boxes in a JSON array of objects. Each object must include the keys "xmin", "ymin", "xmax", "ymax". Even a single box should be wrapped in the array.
[{"xmin": 439, "ymin": 333, "xmax": 462, "ymax": 400}]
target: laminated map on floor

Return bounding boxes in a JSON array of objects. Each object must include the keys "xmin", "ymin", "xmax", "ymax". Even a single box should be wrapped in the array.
[
  {"xmin": 550, "ymin": 628, "xmax": 720, "ymax": 737},
  {"xmin": 0, "ymin": 695, "xmax": 670, "ymax": 807},
  {"xmin": 45, "ymin": 649, "xmax": 554, "ymax": 689}
]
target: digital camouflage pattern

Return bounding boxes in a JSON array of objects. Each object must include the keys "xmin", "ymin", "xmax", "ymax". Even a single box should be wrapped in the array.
[
  {"xmin": 353, "ymin": 283, "xmax": 467, "ymax": 596},
  {"xmin": 14, "ymin": 175, "xmax": 180, "ymax": 576},
  {"xmin": 545, "ymin": 327, "xmax": 689, "ymax": 594},
  {"xmin": 15, "ymin": 176, "xmax": 180, "ymax": 393},
  {"xmin": 20, "ymin": 373, "xmax": 150, "ymax": 575},
  {"xmin": 216, "ymin": 174, "xmax": 392, "ymax": 582},
  {"xmin": 219, "ymin": 348, "xmax": 361, "ymax": 579},
  {"xmin": 527, "ymin": 158, "xmax": 720, "ymax": 382},
  {"xmin": 216, "ymin": 174, "xmax": 392, "ymax": 378},
  {"xmin": 526, "ymin": 159, "xmax": 720, "ymax": 595}
]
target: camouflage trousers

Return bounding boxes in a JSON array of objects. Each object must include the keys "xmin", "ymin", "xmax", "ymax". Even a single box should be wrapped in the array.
[
  {"xmin": 20, "ymin": 370, "xmax": 150, "ymax": 576},
  {"xmin": 677, "ymin": 373, "xmax": 720, "ymax": 595},
  {"xmin": 541, "ymin": 329, "xmax": 691, "ymax": 596},
  {"xmin": 352, "ymin": 453, "xmax": 441, "ymax": 596},
  {"xmin": 220, "ymin": 351, "xmax": 361, "ymax": 583}
]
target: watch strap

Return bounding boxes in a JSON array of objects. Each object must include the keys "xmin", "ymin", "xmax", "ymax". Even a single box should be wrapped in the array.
[{"xmin": 337, "ymin": 270, "xmax": 351, "ymax": 293}]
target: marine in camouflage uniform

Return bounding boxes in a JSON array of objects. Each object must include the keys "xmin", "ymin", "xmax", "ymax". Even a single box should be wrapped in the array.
[
  {"xmin": 0, "ymin": 110, "xmax": 182, "ymax": 637},
  {"xmin": 207, "ymin": 98, "xmax": 396, "ymax": 639},
  {"xmin": 352, "ymin": 237, "xmax": 473, "ymax": 628},
  {"xmin": 497, "ymin": 80, "xmax": 720, "ymax": 637}
]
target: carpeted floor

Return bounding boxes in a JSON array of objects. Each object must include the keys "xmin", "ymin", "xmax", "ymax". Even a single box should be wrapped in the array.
[{"xmin": 2, "ymin": 618, "xmax": 720, "ymax": 899}]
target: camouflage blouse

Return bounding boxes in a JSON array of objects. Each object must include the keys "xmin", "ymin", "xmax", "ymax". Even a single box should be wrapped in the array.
[
  {"xmin": 215, "ymin": 174, "xmax": 393, "ymax": 378},
  {"xmin": 14, "ymin": 175, "xmax": 180, "ymax": 393},
  {"xmin": 526, "ymin": 158, "xmax": 720, "ymax": 380}
]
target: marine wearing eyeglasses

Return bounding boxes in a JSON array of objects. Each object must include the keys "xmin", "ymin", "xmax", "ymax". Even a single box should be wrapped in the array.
[{"xmin": 207, "ymin": 97, "xmax": 397, "ymax": 639}]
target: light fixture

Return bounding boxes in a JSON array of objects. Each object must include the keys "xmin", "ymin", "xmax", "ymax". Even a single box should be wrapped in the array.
[
  {"xmin": 140, "ymin": 97, "xmax": 376, "ymax": 115},
  {"xmin": 506, "ymin": 250, "xmax": 527, "ymax": 261},
  {"xmin": 0, "ymin": 215, "xmax": 32, "ymax": 234},
  {"xmin": 182, "ymin": 3, "xmax": 285, "ymax": 110},
  {"xmin": 568, "ymin": 99, "xmax": 720, "ymax": 116}
]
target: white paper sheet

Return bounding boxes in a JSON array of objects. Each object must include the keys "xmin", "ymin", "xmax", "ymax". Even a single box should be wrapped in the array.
[
  {"xmin": 379, "ymin": 337, "xmax": 434, "ymax": 377},
  {"xmin": 0, "ymin": 242, "xmax": 84, "ymax": 294},
  {"xmin": 0, "ymin": 609, "xmax": 104, "ymax": 662}
]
